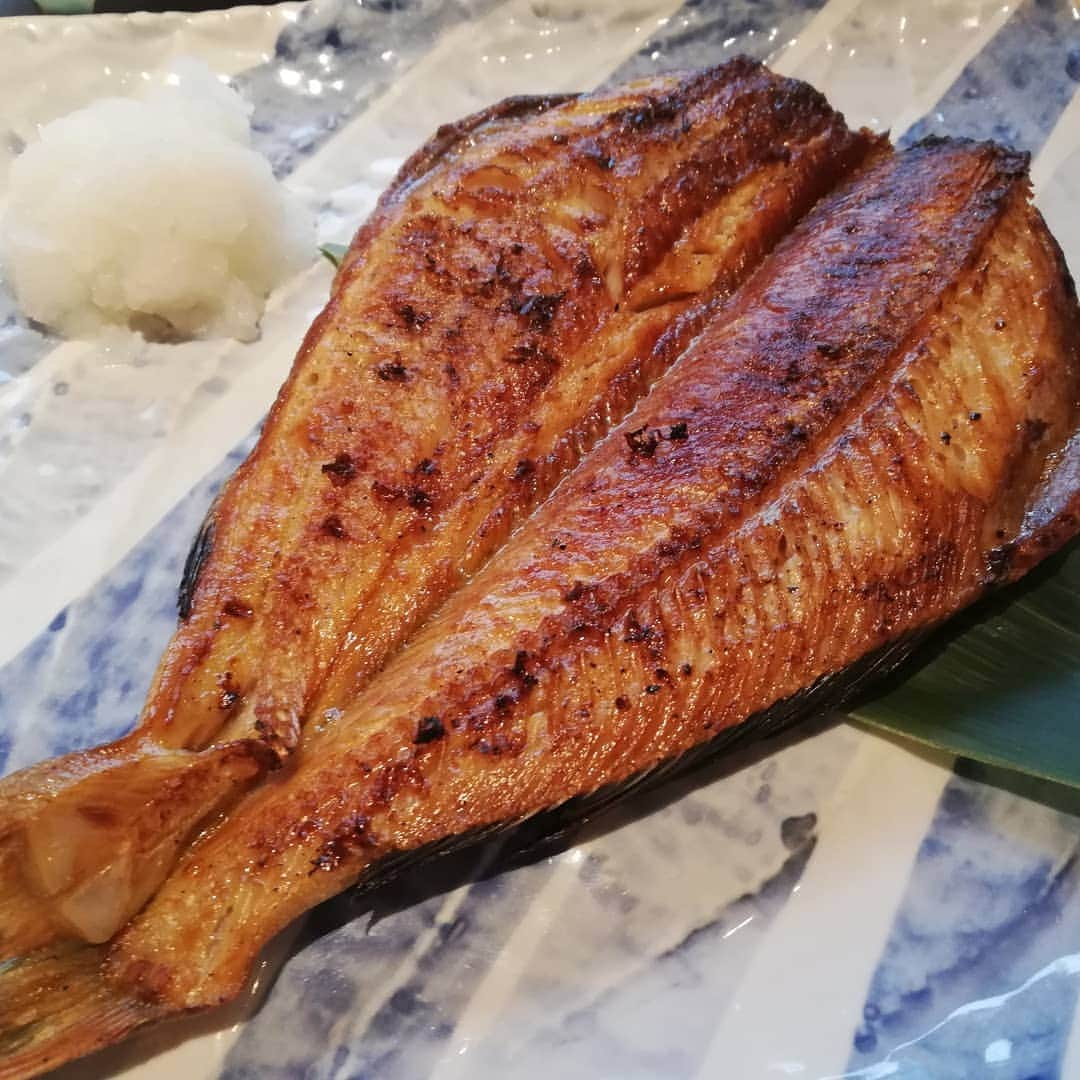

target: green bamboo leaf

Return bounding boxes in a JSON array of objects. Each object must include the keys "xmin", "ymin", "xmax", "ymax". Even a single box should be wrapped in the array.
[
  {"xmin": 319, "ymin": 243, "xmax": 349, "ymax": 269},
  {"xmin": 852, "ymin": 543, "xmax": 1080, "ymax": 787},
  {"xmin": 35, "ymin": 0, "xmax": 93, "ymax": 11}
]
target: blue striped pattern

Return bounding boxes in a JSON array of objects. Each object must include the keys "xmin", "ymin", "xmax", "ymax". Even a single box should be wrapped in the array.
[
  {"xmin": 855, "ymin": 6, "xmax": 1080, "ymax": 1072},
  {"xmin": 238, "ymin": 0, "xmax": 501, "ymax": 177},
  {"xmin": 610, "ymin": 0, "xmax": 825, "ymax": 81},
  {"xmin": 848, "ymin": 767, "xmax": 1080, "ymax": 1077},
  {"xmin": 901, "ymin": 0, "xmax": 1080, "ymax": 149}
]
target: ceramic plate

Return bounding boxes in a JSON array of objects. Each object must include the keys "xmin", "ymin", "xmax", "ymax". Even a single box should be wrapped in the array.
[{"xmin": 2, "ymin": 1, "xmax": 1080, "ymax": 1077}]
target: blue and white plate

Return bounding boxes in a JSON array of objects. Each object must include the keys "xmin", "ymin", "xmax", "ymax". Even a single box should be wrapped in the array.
[{"xmin": 2, "ymin": 2, "xmax": 1080, "ymax": 1077}]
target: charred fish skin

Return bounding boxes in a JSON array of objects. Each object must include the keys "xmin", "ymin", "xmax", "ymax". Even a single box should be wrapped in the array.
[
  {"xmin": 0, "ymin": 60, "xmax": 878, "ymax": 958},
  {"xmin": 80, "ymin": 138, "xmax": 1077, "ymax": 1024}
]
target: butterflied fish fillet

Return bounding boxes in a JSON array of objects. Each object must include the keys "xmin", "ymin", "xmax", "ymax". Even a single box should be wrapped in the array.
[
  {"xmin": 2, "ymin": 133, "xmax": 1077, "ymax": 1078},
  {"xmin": 0, "ymin": 60, "xmax": 875, "ymax": 956}
]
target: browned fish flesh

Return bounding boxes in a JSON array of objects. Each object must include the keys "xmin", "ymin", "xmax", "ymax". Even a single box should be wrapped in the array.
[
  {"xmin": 0, "ymin": 60, "xmax": 877, "ymax": 959},
  {"xmin": 1, "ymin": 132, "xmax": 1077, "ymax": 1078}
]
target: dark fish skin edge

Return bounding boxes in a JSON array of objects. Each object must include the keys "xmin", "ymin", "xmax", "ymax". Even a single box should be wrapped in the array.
[
  {"xmin": 352, "ymin": 627, "xmax": 928, "ymax": 898},
  {"xmin": 177, "ymin": 492, "xmax": 218, "ymax": 621}
]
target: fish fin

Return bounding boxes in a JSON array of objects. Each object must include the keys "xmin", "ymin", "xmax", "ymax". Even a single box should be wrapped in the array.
[
  {"xmin": 0, "ymin": 741, "xmax": 271, "ymax": 958},
  {"xmin": 177, "ymin": 490, "xmax": 221, "ymax": 621},
  {"xmin": 0, "ymin": 945, "xmax": 156, "ymax": 1080},
  {"xmin": 1007, "ymin": 431, "xmax": 1080, "ymax": 579}
]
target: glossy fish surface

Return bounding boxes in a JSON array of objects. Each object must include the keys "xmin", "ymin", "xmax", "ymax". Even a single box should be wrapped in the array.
[
  {"xmin": 2, "ymin": 131, "xmax": 1077, "ymax": 1078},
  {"xmin": 0, "ymin": 60, "xmax": 875, "ymax": 958}
]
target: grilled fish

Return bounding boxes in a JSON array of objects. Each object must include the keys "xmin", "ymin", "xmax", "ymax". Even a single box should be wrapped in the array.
[
  {"xmin": 0, "ymin": 61, "xmax": 876, "ymax": 957},
  {"xmin": 2, "ymin": 134, "xmax": 1077, "ymax": 1078}
]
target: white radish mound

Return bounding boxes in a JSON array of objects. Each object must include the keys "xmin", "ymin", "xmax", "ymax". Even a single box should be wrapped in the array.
[{"xmin": 0, "ymin": 59, "xmax": 314, "ymax": 342}]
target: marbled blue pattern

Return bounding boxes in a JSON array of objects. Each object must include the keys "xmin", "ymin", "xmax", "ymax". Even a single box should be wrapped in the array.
[
  {"xmin": 0, "ymin": 296, "xmax": 54, "ymax": 383},
  {"xmin": 901, "ymin": 0, "xmax": 1080, "ymax": 150},
  {"xmin": 0, "ymin": 429, "xmax": 255, "ymax": 774},
  {"xmin": 847, "ymin": 2, "xmax": 1080, "ymax": 1069},
  {"xmin": 848, "ymin": 768, "xmax": 1080, "ymax": 1078},
  {"xmin": 612, "ymin": 0, "xmax": 825, "ymax": 81},
  {"xmin": 238, "ymin": 0, "xmax": 501, "ymax": 177}
]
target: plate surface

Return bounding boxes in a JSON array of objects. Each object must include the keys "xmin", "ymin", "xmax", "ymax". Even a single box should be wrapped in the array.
[{"xmin": 2, "ymin": 2, "xmax": 1080, "ymax": 1078}]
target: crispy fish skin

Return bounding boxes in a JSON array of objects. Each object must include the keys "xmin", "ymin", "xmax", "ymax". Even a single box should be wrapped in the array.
[
  {"xmin": 0, "ymin": 62, "xmax": 876, "ymax": 957},
  {"xmin": 0, "ymin": 137, "xmax": 1066, "ymax": 1076},
  {"xmin": 164, "ymin": 63, "xmax": 871, "ymax": 754},
  {"xmin": 167, "ymin": 64, "xmax": 871, "ymax": 751}
]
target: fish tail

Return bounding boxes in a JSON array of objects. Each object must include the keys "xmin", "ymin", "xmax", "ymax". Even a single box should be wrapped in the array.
[
  {"xmin": 0, "ymin": 945, "xmax": 156, "ymax": 1079},
  {"xmin": 0, "ymin": 740, "xmax": 272, "ymax": 959},
  {"xmin": 0, "ymin": 840, "xmax": 63, "ymax": 966}
]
